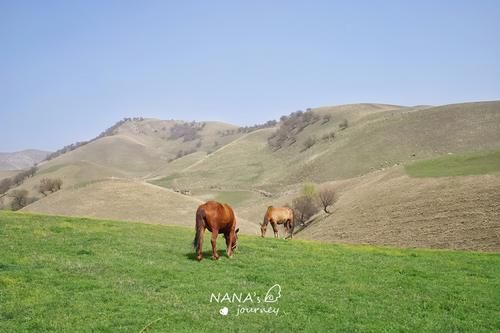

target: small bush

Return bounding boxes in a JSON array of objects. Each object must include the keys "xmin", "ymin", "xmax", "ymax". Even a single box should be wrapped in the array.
[
  {"xmin": 302, "ymin": 136, "xmax": 317, "ymax": 151},
  {"xmin": 321, "ymin": 131, "xmax": 335, "ymax": 141},
  {"xmin": 0, "ymin": 178, "xmax": 13, "ymax": 195},
  {"xmin": 321, "ymin": 114, "xmax": 331, "ymax": 124},
  {"xmin": 303, "ymin": 183, "xmax": 316, "ymax": 199},
  {"xmin": 38, "ymin": 178, "xmax": 63, "ymax": 196},
  {"xmin": 339, "ymin": 119, "xmax": 349, "ymax": 130},
  {"xmin": 9, "ymin": 189, "xmax": 30, "ymax": 211},
  {"xmin": 292, "ymin": 196, "xmax": 319, "ymax": 224}
]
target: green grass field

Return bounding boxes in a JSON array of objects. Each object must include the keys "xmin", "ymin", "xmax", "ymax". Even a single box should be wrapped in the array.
[
  {"xmin": 405, "ymin": 150, "xmax": 500, "ymax": 177},
  {"xmin": 0, "ymin": 212, "xmax": 499, "ymax": 332}
]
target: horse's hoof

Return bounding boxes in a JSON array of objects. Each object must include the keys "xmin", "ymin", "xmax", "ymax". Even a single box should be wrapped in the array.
[
  {"xmin": 196, "ymin": 256, "xmax": 203, "ymax": 261},
  {"xmin": 212, "ymin": 256, "xmax": 220, "ymax": 260}
]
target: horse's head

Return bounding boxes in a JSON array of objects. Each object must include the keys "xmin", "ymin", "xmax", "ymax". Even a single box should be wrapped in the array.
[
  {"xmin": 232, "ymin": 228, "xmax": 239, "ymax": 250},
  {"xmin": 260, "ymin": 223, "xmax": 267, "ymax": 237}
]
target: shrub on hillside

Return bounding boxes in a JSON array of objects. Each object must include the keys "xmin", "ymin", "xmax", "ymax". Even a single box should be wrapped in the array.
[
  {"xmin": 0, "ymin": 178, "xmax": 13, "ymax": 195},
  {"xmin": 302, "ymin": 136, "xmax": 317, "ymax": 151},
  {"xmin": 317, "ymin": 185, "xmax": 336, "ymax": 213},
  {"xmin": 303, "ymin": 183, "xmax": 316, "ymax": 199},
  {"xmin": 38, "ymin": 178, "xmax": 63, "ymax": 196},
  {"xmin": 237, "ymin": 120, "xmax": 277, "ymax": 134},
  {"xmin": 321, "ymin": 114, "xmax": 331, "ymax": 124},
  {"xmin": 168, "ymin": 122, "xmax": 204, "ymax": 142},
  {"xmin": 339, "ymin": 119, "xmax": 349, "ymax": 130},
  {"xmin": 268, "ymin": 109, "xmax": 321, "ymax": 150},
  {"xmin": 9, "ymin": 189, "xmax": 33, "ymax": 211},
  {"xmin": 292, "ymin": 196, "xmax": 319, "ymax": 224},
  {"xmin": 321, "ymin": 131, "xmax": 336, "ymax": 141}
]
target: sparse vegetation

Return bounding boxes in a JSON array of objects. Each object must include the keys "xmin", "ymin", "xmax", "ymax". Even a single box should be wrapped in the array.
[
  {"xmin": 171, "ymin": 148, "xmax": 197, "ymax": 162},
  {"xmin": 303, "ymin": 183, "xmax": 316, "ymax": 198},
  {"xmin": 9, "ymin": 189, "xmax": 36, "ymax": 210},
  {"xmin": 292, "ymin": 183, "xmax": 320, "ymax": 224},
  {"xmin": 268, "ymin": 109, "xmax": 321, "ymax": 150},
  {"xmin": 292, "ymin": 195, "xmax": 318, "ymax": 224},
  {"xmin": 38, "ymin": 178, "xmax": 63, "ymax": 196},
  {"xmin": 237, "ymin": 120, "xmax": 277, "ymax": 134},
  {"xmin": 0, "ymin": 166, "xmax": 38, "ymax": 194},
  {"xmin": 339, "ymin": 119, "xmax": 349, "ymax": 130},
  {"xmin": 44, "ymin": 118, "xmax": 144, "ymax": 161},
  {"xmin": 321, "ymin": 114, "xmax": 331, "ymax": 124},
  {"xmin": 317, "ymin": 185, "xmax": 336, "ymax": 213},
  {"xmin": 0, "ymin": 177, "xmax": 13, "ymax": 194},
  {"xmin": 168, "ymin": 122, "xmax": 205, "ymax": 142},
  {"xmin": 302, "ymin": 136, "xmax": 317, "ymax": 151},
  {"xmin": 321, "ymin": 131, "xmax": 336, "ymax": 141}
]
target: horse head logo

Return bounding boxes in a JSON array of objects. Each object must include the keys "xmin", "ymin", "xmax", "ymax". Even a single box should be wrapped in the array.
[{"xmin": 264, "ymin": 284, "xmax": 282, "ymax": 303}]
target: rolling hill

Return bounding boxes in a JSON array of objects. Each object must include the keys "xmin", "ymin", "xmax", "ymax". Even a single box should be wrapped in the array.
[
  {"xmin": 0, "ymin": 149, "xmax": 50, "ymax": 171},
  {"xmin": 4, "ymin": 101, "xmax": 500, "ymax": 251}
]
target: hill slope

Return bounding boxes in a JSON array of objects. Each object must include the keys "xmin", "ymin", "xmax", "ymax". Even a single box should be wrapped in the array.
[
  {"xmin": 153, "ymin": 101, "xmax": 500, "ymax": 190},
  {"xmin": 6, "ymin": 101, "xmax": 500, "ymax": 251},
  {"xmin": 1, "ymin": 212, "xmax": 499, "ymax": 332},
  {"xmin": 21, "ymin": 179, "xmax": 256, "ymax": 234},
  {"xmin": 296, "ymin": 166, "xmax": 500, "ymax": 251},
  {"xmin": 0, "ymin": 149, "xmax": 50, "ymax": 170}
]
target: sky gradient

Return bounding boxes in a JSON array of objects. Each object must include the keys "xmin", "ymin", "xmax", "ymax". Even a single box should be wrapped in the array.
[{"xmin": 1, "ymin": 0, "xmax": 499, "ymax": 152}]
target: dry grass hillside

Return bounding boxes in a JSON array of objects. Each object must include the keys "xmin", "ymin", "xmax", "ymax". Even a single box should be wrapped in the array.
[
  {"xmin": 22, "ymin": 178, "xmax": 256, "ymax": 234},
  {"xmin": 7, "ymin": 101, "xmax": 500, "ymax": 250},
  {"xmin": 295, "ymin": 167, "xmax": 500, "ymax": 251},
  {"xmin": 0, "ymin": 149, "xmax": 50, "ymax": 170},
  {"xmin": 152, "ymin": 101, "xmax": 500, "ymax": 190}
]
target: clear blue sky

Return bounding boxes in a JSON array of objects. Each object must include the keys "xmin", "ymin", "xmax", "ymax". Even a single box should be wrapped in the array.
[{"xmin": 1, "ymin": 0, "xmax": 499, "ymax": 152}]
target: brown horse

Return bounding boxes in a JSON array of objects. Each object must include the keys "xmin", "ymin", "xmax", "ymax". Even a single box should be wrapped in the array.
[
  {"xmin": 193, "ymin": 201, "xmax": 239, "ymax": 261},
  {"xmin": 261, "ymin": 206, "xmax": 294, "ymax": 239}
]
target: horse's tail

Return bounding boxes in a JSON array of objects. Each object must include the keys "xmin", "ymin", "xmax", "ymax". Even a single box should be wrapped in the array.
[{"xmin": 193, "ymin": 207, "xmax": 205, "ymax": 249}]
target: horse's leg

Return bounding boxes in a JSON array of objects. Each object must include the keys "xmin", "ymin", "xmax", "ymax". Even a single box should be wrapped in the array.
[
  {"xmin": 196, "ymin": 227, "xmax": 205, "ymax": 261},
  {"xmin": 211, "ymin": 230, "xmax": 220, "ymax": 260},
  {"xmin": 225, "ymin": 233, "xmax": 233, "ymax": 258},
  {"xmin": 271, "ymin": 221, "xmax": 278, "ymax": 238},
  {"xmin": 287, "ymin": 219, "xmax": 294, "ymax": 239}
]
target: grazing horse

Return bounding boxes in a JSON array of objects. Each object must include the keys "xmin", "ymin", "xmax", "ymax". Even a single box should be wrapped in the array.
[
  {"xmin": 261, "ymin": 206, "xmax": 294, "ymax": 239},
  {"xmin": 193, "ymin": 201, "xmax": 239, "ymax": 261}
]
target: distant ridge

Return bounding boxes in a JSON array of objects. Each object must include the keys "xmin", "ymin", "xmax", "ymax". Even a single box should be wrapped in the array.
[{"xmin": 0, "ymin": 149, "xmax": 50, "ymax": 171}]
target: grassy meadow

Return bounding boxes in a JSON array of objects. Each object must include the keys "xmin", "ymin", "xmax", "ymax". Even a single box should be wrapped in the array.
[
  {"xmin": 405, "ymin": 150, "xmax": 500, "ymax": 177},
  {"xmin": 1, "ymin": 211, "xmax": 499, "ymax": 332}
]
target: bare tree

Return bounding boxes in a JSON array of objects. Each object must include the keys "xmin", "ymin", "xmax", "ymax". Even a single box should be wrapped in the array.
[
  {"xmin": 10, "ymin": 189, "xmax": 29, "ymax": 211},
  {"xmin": 292, "ymin": 196, "xmax": 319, "ymax": 225},
  {"xmin": 317, "ymin": 185, "xmax": 336, "ymax": 213},
  {"xmin": 0, "ymin": 178, "xmax": 13, "ymax": 194},
  {"xmin": 28, "ymin": 166, "xmax": 38, "ymax": 177}
]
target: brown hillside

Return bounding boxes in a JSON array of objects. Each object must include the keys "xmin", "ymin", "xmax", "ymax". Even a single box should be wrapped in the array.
[
  {"xmin": 296, "ymin": 167, "xmax": 500, "ymax": 251},
  {"xmin": 22, "ymin": 179, "xmax": 256, "ymax": 234}
]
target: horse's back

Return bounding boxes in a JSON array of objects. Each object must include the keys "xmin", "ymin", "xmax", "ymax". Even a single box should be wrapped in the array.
[
  {"xmin": 198, "ymin": 201, "xmax": 235, "ymax": 230},
  {"xmin": 267, "ymin": 206, "xmax": 293, "ymax": 222}
]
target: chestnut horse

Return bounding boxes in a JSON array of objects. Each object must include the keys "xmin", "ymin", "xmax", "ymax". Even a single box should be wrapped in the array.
[
  {"xmin": 193, "ymin": 201, "xmax": 239, "ymax": 261},
  {"xmin": 261, "ymin": 206, "xmax": 294, "ymax": 239}
]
